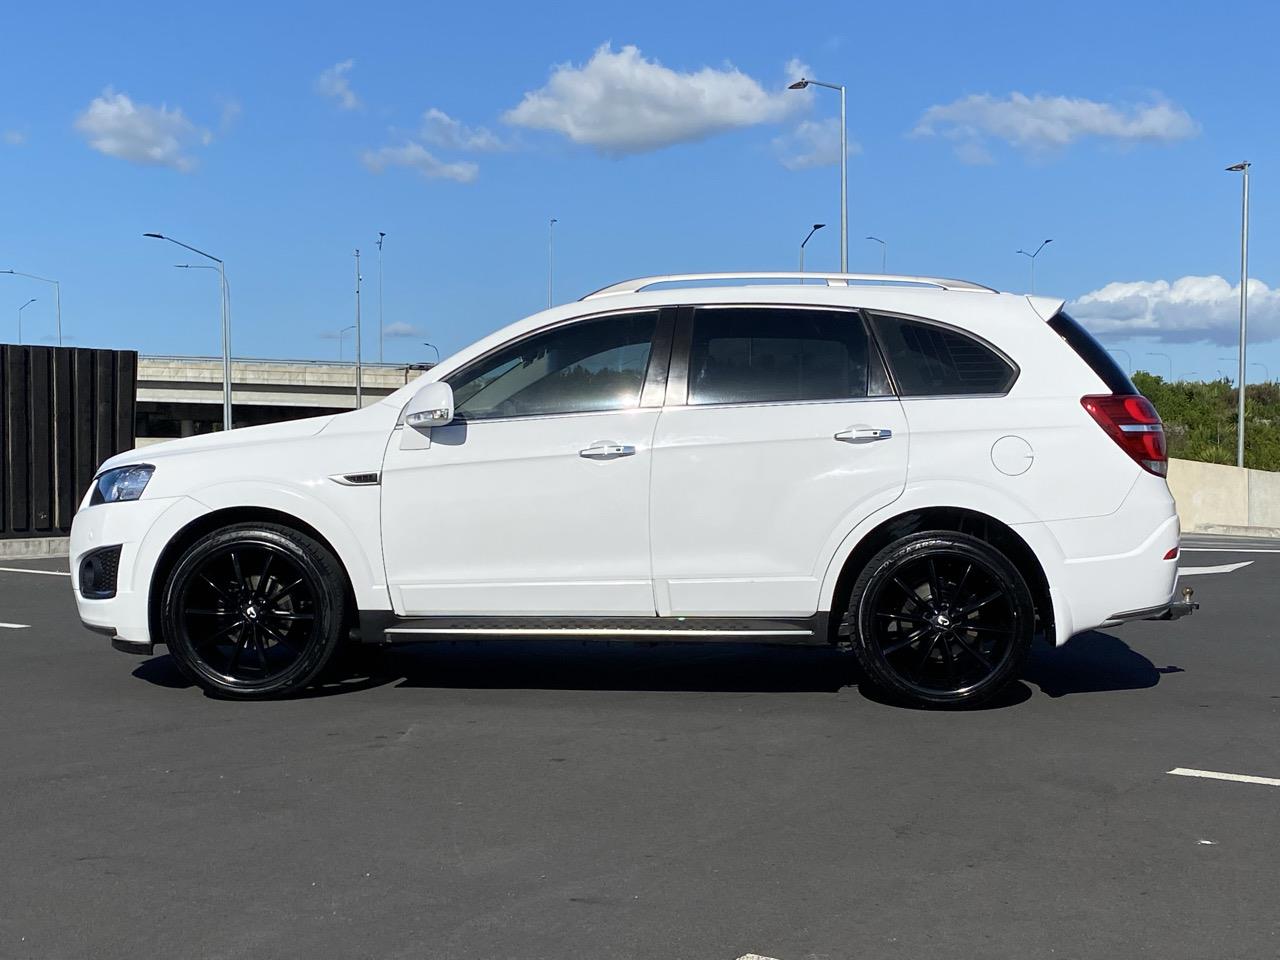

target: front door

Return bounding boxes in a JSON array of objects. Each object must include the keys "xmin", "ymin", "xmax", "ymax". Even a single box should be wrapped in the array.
[
  {"xmin": 381, "ymin": 309, "xmax": 670, "ymax": 617},
  {"xmin": 649, "ymin": 304, "xmax": 909, "ymax": 617}
]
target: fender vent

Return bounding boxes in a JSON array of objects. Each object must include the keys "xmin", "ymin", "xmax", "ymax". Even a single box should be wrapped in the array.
[{"xmin": 330, "ymin": 472, "xmax": 380, "ymax": 486}]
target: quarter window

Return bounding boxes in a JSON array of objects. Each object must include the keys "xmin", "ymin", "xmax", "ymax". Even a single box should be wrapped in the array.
[
  {"xmin": 687, "ymin": 307, "xmax": 887, "ymax": 405},
  {"xmin": 448, "ymin": 312, "xmax": 657, "ymax": 421},
  {"xmin": 868, "ymin": 313, "xmax": 1017, "ymax": 396}
]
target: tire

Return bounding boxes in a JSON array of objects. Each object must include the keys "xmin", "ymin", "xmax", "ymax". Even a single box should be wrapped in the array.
[
  {"xmin": 160, "ymin": 522, "xmax": 349, "ymax": 699},
  {"xmin": 844, "ymin": 531, "xmax": 1035, "ymax": 708}
]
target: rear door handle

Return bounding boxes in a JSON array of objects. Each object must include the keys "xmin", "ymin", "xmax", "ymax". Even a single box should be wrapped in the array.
[
  {"xmin": 835, "ymin": 426, "xmax": 894, "ymax": 443},
  {"xmin": 579, "ymin": 441, "xmax": 636, "ymax": 460}
]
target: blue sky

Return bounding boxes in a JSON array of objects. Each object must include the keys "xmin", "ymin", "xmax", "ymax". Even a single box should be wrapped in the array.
[{"xmin": 2, "ymin": 0, "xmax": 1278, "ymax": 381}]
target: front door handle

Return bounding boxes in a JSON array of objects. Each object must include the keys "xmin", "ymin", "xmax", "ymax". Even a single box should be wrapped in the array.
[
  {"xmin": 835, "ymin": 426, "xmax": 894, "ymax": 443},
  {"xmin": 579, "ymin": 441, "xmax": 636, "ymax": 460}
]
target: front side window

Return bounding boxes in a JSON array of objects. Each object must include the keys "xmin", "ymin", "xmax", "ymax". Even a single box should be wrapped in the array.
[
  {"xmin": 448, "ymin": 312, "xmax": 657, "ymax": 421},
  {"xmin": 868, "ymin": 312, "xmax": 1017, "ymax": 396},
  {"xmin": 687, "ymin": 307, "xmax": 886, "ymax": 405}
]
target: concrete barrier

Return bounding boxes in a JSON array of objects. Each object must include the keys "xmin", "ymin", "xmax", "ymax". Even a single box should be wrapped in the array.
[{"xmin": 1167, "ymin": 457, "xmax": 1280, "ymax": 536}]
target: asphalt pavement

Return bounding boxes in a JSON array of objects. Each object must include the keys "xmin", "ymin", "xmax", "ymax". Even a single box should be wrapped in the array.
[{"xmin": 0, "ymin": 537, "xmax": 1277, "ymax": 960}]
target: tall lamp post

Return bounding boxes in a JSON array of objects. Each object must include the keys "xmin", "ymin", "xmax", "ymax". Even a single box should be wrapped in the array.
[
  {"xmin": 337, "ymin": 325, "xmax": 356, "ymax": 361},
  {"xmin": 1146, "ymin": 352, "xmax": 1173, "ymax": 380},
  {"xmin": 788, "ymin": 78, "xmax": 847, "ymax": 271},
  {"xmin": 422, "ymin": 341, "xmax": 441, "ymax": 366},
  {"xmin": 376, "ymin": 232, "xmax": 386, "ymax": 364},
  {"xmin": 17, "ymin": 298, "xmax": 36, "ymax": 343},
  {"xmin": 799, "ymin": 223, "xmax": 825, "ymax": 271},
  {"xmin": 548, "ymin": 218, "xmax": 558, "ymax": 308},
  {"xmin": 1016, "ymin": 239, "xmax": 1053, "ymax": 294},
  {"xmin": 145, "ymin": 233, "xmax": 232, "ymax": 431},
  {"xmin": 866, "ymin": 235, "xmax": 887, "ymax": 273},
  {"xmin": 353, "ymin": 249, "xmax": 363, "ymax": 407},
  {"xmin": 1227, "ymin": 161, "xmax": 1250, "ymax": 468},
  {"xmin": 2, "ymin": 271, "xmax": 61, "ymax": 345}
]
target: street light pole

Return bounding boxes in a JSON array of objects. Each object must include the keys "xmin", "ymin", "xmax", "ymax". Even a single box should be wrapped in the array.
[
  {"xmin": 354, "ymin": 249, "xmax": 363, "ymax": 407},
  {"xmin": 421, "ymin": 342, "xmax": 441, "ymax": 366},
  {"xmin": 145, "ymin": 233, "xmax": 233, "ymax": 430},
  {"xmin": 866, "ymin": 236, "xmax": 887, "ymax": 273},
  {"xmin": 788, "ymin": 78, "xmax": 847, "ymax": 271},
  {"xmin": 17, "ymin": 297, "xmax": 36, "ymax": 343},
  {"xmin": 1146, "ymin": 352, "xmax": 1173, "ymax": 380},
  {"xmin": 2, "ymin": 271, "xmax": 61, "ymax": 345},
  {"xmin": 338, "ymin": 325, "xmax": 355, "ymax": 361},
  {"xmin": 799, "ymin": 223, "xmax": 825, "ymax": 271},
  {"xmin": 1108, "ymin": 347, "xmax": 1132, "ymax": 374},
  {"xmin": 1016, "ymin": 239, "xmax": 1053, "ymax": 294},
  {"xmin": 376, "ymin": 232, "xmax": 386, "ymax": 364},
  {"xmin": 548, "ymin": 218, "xmax": 557, "ymax": 308},
  {"xmin": 1227, "ymin": 161, "xmax": 1250, "ymax": 467}
]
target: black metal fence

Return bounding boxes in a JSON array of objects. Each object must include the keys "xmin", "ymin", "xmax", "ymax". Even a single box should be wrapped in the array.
[{"xmin": 1, "ymin": 345, "xmax": 137, "ymax": 539}]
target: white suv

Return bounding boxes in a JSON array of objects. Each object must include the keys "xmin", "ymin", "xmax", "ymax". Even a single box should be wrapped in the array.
[{"xmin": 71, "ymin": 272, "xmax": 1193, "ymax": 707}]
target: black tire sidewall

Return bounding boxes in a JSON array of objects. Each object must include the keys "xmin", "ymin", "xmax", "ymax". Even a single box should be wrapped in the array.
[
  {"xmin": 161, "ymin": 524, "xmax": 346, "ymax": 699},
  {"xmin": 849, "ymin": 531, "xmax": 1035, "ymax": 708}
]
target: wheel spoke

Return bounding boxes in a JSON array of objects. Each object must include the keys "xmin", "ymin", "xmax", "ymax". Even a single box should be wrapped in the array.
[
  {"xmin": 267, "ymin": 610, "xmax": 314, "ymax": 621},
  {"xmin": 953, "ymin": 562, "xmax": 973, "ymax": 604},
  {"xmin": 914, "ymin": 632, "xmax": 941, "ymax": 672},
  {"xmin": 185, "ymin": 607, "xmax": 235, "ymax": 617},
  {"xmin": 201, "ymin": 616, "xmax": 246, "ymax": 646},
  {"xmin": 875, "ymin": 610, "xmax": 928, "ymax": 625},
  {"xmin": 950, "ymin": 631, "xmax": 994, "ymax": 670},
  {"xmin": 199, "ymin": 574, "xmax": 232, "ymax": 603},
  {"xmin": 927, "ymin": 557, "xmax": 943, "ymax": 608},
  {"xmin": 230, "ymin": 551, "xmax": 248, "ymax": 594},
  {"xmin": 883, "ymin": 624, "xmax": 934, "ymax": 657},
  {"xmin": 227, "ymin": 624, "xmax": 250, "ymax": 670},
  {"xmin": 251, "ymin": 628, "xmax": 270, "ymax": 668},
  {"xmin": 892, "ymin": 576, "xmax": 930, "ymax": 613},
  {"xmin": 936, "ymin": 634, "xmax": 959, "ymax": 684},
  {"xmin": 259, "ymin": 620, "xmax": 303, "ymax": 652},
  {"xmin": 955, "ymin": 590, "xmax": 1005, "ymax": 620},
  {"xmin": 255, "ymin": 552, "xmax": 274, "ymax": 599},
  {"xmin": 266, "ymin": 577, "xmax": 305, "ymax": 604}
]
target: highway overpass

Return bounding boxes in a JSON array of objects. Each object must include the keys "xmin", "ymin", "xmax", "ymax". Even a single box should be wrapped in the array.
[{"xmin": 137, "ymin": 356, "xmax": 429, "ymax": 445}]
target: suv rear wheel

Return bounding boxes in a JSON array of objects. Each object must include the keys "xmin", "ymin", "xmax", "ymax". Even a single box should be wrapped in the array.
[
  {"xmin": 845, "ymin": 531, "xmax": 1035, "ymax": 708},
  {"xmin": 160, "ymin": 523, "xmax": 348, "ymax": 699}
]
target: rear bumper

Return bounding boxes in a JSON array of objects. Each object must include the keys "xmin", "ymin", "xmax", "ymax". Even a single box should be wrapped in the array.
[{"xmin": 1109, "ymin": 591, "xmax": 1200, "ymax": 623}]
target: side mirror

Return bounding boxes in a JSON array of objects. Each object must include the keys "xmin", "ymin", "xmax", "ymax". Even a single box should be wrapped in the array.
[{"xmin": 404, "ymin": 381, "xmax": 454, "ymax": 429}]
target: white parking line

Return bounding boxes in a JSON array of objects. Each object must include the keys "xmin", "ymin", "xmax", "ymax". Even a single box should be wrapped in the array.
[
  {"xmin": 0, "ymin": 622, "xmax": 30, "ymax": 629},
  {"xmin": 1168, "ymin": 767, "xmax": 1280, "ymax": 787},
  {"xmin": 0, "ymin": 566, "xmax": 70, "ymax": 577},
  {"xmin": 1177, "ymin": 561, "xmax": 1254, "ymax": 576}
]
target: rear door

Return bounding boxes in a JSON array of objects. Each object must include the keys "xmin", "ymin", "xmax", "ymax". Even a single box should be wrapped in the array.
[{"xmin": 648, "ymin": 304, "xmax": 909, "ymax": 617}]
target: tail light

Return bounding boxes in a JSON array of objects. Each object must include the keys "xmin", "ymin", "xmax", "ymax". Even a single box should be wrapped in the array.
[{"xmin": 1081, "ymin": 394, "xmax": 1168, "ymax": 477}]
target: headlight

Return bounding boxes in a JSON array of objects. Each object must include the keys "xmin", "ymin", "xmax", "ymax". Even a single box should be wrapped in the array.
[{"xmin": 90, "ymin": 464, "xmax": 155, "ymax": 505}]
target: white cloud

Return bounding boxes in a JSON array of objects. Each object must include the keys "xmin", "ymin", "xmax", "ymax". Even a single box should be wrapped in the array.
[
  {"xmin": 384, "ymin": 321, "xmax": 424, "ymax": 338},
  {"xmin": 1070, "ymin": 275, "xmax": 1280, "ymax": 345},
  {"xmin": 420, "ymin": 108, "xmax": 505, "ymax": 151},
  {"xmin": 773, "ymin": 117, "xmax": 860, "ymax": 170},
  {"xmin": 74, "ymin": 89, "xmax": 211, "ymax": 171},
  {"xmin": 361, "ymin": 142, "xmax": 478, "ymax": 183},
  {"xmin": 316, "ymin": 59, "xmax": 361, "ymax": 110},
  {"xmin": 504, "ymin": 44, "xmax": 810, "ymax": 155},
  {"xmin": 3, "ymin": 130, "xmax": 26, "ymax": 146},
  {"xmin": 914, "ymin": 92, "xmax": 1198, "ymax": 161}
]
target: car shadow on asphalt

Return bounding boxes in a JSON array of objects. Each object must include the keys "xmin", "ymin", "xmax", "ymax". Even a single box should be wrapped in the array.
[{"xmin": 131, "ymin": 630, "xmax": 1182, "ymax": 706}]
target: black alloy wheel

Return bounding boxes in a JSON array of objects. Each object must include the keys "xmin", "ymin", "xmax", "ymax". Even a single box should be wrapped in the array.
[
  {"xmin": 846, "ymin": 531, "xmax": 1035, "ymax": 708},
  {"xmin": 161, "ymin": 523, "xmax": 348, "ymax": 698}
]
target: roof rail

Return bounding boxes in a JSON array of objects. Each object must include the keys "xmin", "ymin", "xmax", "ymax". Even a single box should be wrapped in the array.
[{"xmin": 581, "ymin": 272, "xmax": 998, "ymax": 300}]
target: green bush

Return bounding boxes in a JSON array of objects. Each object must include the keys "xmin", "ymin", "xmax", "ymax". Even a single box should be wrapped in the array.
[{"xmin": 1133, "ymin": 371, "xmax": 1280, "ymax": 472}]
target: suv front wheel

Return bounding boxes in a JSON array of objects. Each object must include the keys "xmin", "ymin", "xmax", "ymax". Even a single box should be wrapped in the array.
[
  {"xmin": 845, "ymin": 531, "xmax": 1035, "ymax": 708},
  {"xmin": 160, "ymin": 523, "xmax": 349, "ymax": 699}
]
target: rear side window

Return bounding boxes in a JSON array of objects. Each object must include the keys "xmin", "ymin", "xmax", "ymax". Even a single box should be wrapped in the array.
[
  {"xmin": 868, "ymin": 312, "xmax": 1017, "ymax": 396},
  {"xmin": 1048, "ymin": 311, "xmax": 1136, "ymax": 394},
  {"xmin": 687, "ymin": 306, "xmax": 890, "ymax": 405}
]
